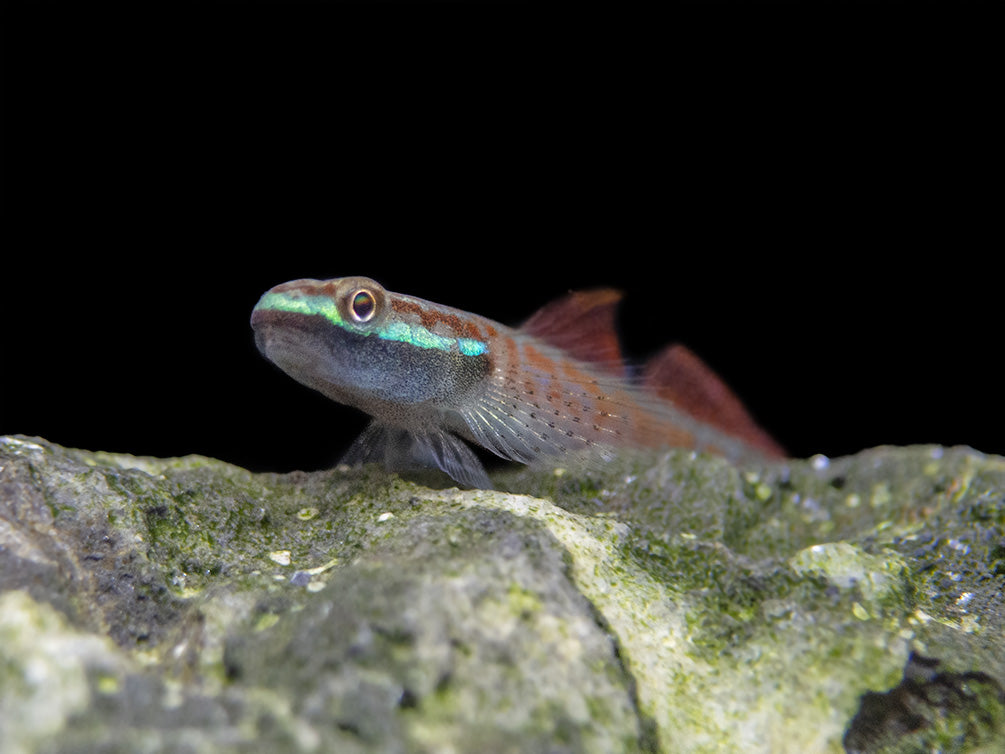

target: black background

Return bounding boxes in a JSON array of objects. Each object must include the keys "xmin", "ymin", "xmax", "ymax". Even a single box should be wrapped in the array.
[{"xmin": 2, "ymin": 6, "xmax": 1002, "ymax": 473}]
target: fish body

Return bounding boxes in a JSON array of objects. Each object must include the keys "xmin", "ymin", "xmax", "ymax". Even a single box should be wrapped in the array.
[{"xmin": 251, "ymin": 276, "xmax": 783, "ymax": 488}]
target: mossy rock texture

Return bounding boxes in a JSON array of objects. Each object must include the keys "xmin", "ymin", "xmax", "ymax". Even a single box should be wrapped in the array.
[{"xmin": 1, "ymin": 434, "xmax": 1003, "ymax": 753}]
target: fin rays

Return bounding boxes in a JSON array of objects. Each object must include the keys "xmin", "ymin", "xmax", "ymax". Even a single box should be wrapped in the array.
[
  {"xmin": 341, "ymin": 421, "xmax": 492, "ymax": 489},
  {"xmin": 461, "ymin": 367, "xmax": 636, "ymax": 467},
  {"xmin": 463, "ymin": 386, "xmax": 573, "ymax": 463}
]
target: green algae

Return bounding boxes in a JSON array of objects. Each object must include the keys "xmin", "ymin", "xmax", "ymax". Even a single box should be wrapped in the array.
[
  {"xmin": 1, "ymin": 435, "xmax": 1003, "ymax": 753},
  {"xmin": 497, "ymin": 444, "xmax": 1005, "ymax": 752}
]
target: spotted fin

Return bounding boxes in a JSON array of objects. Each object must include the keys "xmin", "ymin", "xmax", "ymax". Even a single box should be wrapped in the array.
[{"xmin": 458, "ymin": 329, "xmax": 636, "ymax": 468}]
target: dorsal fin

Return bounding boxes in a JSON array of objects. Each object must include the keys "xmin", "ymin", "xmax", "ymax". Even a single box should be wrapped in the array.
[
  {"xmin": 642, "ymin": 344, "xmax": 786, "ymax": 458},
  {"xmin": 519, "ymin": 289, "xmax": 627, "ymax": 377}
]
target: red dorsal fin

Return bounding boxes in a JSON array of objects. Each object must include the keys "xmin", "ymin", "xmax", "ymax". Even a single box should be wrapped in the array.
[
  {"xmin": 642, "ymin": 344, "xmax": 786, "ymax": 458},
  {"xmin": 519, "ymin": 289, "xmax": 627, "ymax": 377}
]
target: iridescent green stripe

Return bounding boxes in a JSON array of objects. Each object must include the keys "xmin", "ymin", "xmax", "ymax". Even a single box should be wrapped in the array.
[
  {"xmin": 256, "ymin": 292, "xmax": 343, "ymax": 323},
  {"xmin": 255, "ymin": 292, "xmax": 488, "ymax": 356},
  {"xmin": 458, "ymin": 338, "xmax": 488, "ymax": 356}
]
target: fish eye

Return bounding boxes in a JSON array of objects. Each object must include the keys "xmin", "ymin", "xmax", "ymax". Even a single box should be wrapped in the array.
[{"xmin": 349, "ymin": 289, "xmax": 377, "ymax": 322}]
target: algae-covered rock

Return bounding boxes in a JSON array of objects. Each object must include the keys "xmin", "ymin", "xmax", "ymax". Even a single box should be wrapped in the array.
[{"xmin": 1, "ymin": 434, "xmax": 1003, "ymax": 753}]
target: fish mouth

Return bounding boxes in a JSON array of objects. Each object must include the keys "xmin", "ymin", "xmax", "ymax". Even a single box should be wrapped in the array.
[
  {"xmin": 253, "ymin": 319, "xmax": 324, "ymax": 363},
  {"xmin": 251, "ymin": 301, "xmax": 329, "ymax": 342},
  {"xmin": 250, "ymin": 303, "xmax": 330, "ymax": 365},
  {"xmin": 250, "ymin": 301, "xmax": 299, "ymax": 331},
  {"xmin": 252, "ymin": 319, "xmax": 345, "ymax": 399}
]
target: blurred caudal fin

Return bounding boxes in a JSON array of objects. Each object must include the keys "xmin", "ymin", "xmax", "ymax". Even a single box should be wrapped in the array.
[{"xmin": 642, "ymin": 344, "xmax": 786, "ymax": 459}]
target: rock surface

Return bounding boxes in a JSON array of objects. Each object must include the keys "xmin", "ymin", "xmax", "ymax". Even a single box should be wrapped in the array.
[{"xmin": 1, "ymin": 434, "xmax": 1003, "ymax": 753}]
